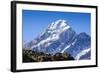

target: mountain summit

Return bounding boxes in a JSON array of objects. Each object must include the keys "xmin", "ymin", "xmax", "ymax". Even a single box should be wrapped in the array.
[
  {"xmin": 47, "ymin": 19, "xmax": 70, "ymax": 31},
  {"xmin": 23, "ymin": 19, "xmax": 91, "ymax": 60}
]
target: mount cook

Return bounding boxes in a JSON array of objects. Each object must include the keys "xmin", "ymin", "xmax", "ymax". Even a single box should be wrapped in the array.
[{"xmin": 23, "ymin": 19, "xmax": 91, "ymax": 60}]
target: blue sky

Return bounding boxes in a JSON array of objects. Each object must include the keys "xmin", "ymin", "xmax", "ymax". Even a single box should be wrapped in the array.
[{"xmin": 22, "ymin": 10, "xmax": 91, "ymax": 42}]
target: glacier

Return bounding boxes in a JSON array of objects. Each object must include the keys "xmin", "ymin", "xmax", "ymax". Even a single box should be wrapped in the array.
[{"xmin": 75, "ymin": 48, "xmax": 90, "ymax": 60}]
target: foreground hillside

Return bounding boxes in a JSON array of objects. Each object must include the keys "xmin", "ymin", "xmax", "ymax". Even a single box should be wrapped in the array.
[{"xmin": 23, "ymin": 49, "xmax": 74, "ymax": 62}]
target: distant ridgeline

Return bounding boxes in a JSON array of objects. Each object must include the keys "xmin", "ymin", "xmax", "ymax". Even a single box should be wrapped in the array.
[{"xmin": 23, "ymin": 19, "xmax": 91, "ymax": 62}]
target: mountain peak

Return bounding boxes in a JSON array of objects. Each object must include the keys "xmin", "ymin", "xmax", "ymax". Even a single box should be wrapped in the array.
[
  {"xmin": 23, "ymin": 19, "xmax": 91, "ymax": 60},
  {"xmin": 77, "ymin": 32, "xmax": 90, "ymax": 39},
  {"xmin": 48, "ymin": 19, "xmax": 70, "ymax": 30}
]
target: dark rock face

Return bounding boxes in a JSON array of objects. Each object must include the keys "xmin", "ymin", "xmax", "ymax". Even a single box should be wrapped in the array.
[{"xmin": 65, "ymin": 32, "xmax": 91, "ymax": 58}]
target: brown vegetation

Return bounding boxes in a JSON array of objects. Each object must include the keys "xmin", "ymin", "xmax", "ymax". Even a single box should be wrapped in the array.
[{"xmin": 23, "ymin": 49, "xmax": 74, "ymax": 62}]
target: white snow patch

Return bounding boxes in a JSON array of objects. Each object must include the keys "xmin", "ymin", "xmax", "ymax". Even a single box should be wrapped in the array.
[
  {"xmin": 30, "ymin": 34, "xmax": 59, "ymax": 50},
  {"xmin": 49, "ymin": 22, "xmax": 56, "ymax": 30},
  {"xmin": 48, "ymin": 19, "xmax": 69, "ymax": 30},
  {"xmin": 54, "ymin": 19, "xmax": 62, "ymax": 26},
  {"xmin": 62, "ymin": 26, "xmax": 70, "ymax": 31},
  {"xmin": 49, "ymin": 19, "xmax": 61, "ymax": 30},
  {"xmin": 60, "ymin": 20, "xmax": 67, "ymax": 27},
  {"xmin": 72, "ymin": 39, "xmax": 77, "ymax": 45},
  {"xmin": 75, "ymin": 48, "xmax": 90, "ymax": 60},
  {"xmin": 61, "ymin": 44, "xmax": 71, "ymax": 53},
  {"xmin": 44, "ymin": 42, "xmax": 52, "ymax": 47},
  {"xmin": 39, "ymin": 35, "xmax": 59, "ymax": 44}
]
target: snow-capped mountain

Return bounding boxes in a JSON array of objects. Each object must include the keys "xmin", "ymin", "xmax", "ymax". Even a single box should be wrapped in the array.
[
  {"xmin": 23, "ymin": 19, "xmax": 91, "ymax": 60},
  {"xmin": 63, "ymin": 32, "xmax": 91, "ymax": 59}
]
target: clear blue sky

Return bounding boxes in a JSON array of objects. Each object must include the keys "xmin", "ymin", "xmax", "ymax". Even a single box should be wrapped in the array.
[{"xmin": 22, "ymin": 10, "xmax": 91, "ymax": 42}]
